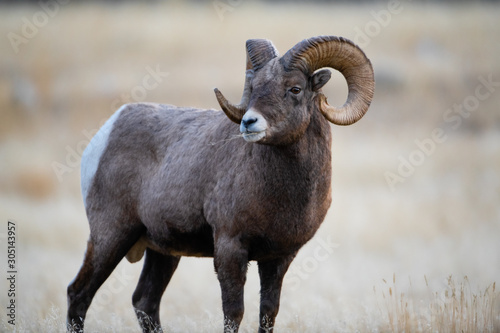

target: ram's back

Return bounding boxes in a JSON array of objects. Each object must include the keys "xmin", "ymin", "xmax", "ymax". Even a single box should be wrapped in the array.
[{"xmin": 81, "ymin": 103, "xmax": 231, "ymax": 225}]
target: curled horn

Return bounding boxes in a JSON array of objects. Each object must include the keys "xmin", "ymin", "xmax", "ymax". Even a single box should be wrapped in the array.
[
  {"xmin": 215, "ymin": 39, "xmax": 279, "ymax": 124},
  {"xmin": 281, "ymin": 36, "xmax": 374, "ymax": 125}
]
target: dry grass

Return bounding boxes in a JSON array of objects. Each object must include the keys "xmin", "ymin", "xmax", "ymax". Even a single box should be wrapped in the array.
[
  {"xmin": 374, "ymin": 275, "xmax": 499, "ymax": 333},
  {"xmin": 1, "ymin": 1, "xmax": 499, "ymax": 332}
]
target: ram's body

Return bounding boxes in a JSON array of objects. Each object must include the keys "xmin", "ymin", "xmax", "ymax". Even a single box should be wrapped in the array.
[
  {"xmin": 82, "ymin": 102, "xmax": 331, "ymax": 261},
  {"xmin": 67, "ymin": 36, "xmax": 374, "ymax": 333}
]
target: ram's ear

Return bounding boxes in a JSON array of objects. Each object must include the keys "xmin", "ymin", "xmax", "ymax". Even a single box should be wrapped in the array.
[{"xmin": 310, "ymin": 69, "xmax": 332, "ymax": 91}]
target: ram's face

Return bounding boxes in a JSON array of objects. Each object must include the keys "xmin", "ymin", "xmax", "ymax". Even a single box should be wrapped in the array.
[
  {"xmin": 239, "ymin": 59, "xmax": 331, "ymax": 145},
  {"xmin": 239, "ymin": 59, "xmax": 309, "ymax": 145},
  {"xmin": 214, "ymin": 36, "xmax": 374, "ymax": 143}
]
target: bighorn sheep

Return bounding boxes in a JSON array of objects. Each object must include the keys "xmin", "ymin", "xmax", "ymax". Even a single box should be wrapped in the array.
[{"xmin": 67, "ymin": 35, "xmax": 374, "ymax": 333}]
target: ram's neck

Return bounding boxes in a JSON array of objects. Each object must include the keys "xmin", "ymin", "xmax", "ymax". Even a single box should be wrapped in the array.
[
  {"xmin": 261, "ymin": 109, "xmax": 331, "ymax": 166},
  {"xmin": 243, "ymin": 111, "xmax": 332, "ymax": 245},
  {"xmin": 248, "ymin": 110, "xmax": 332, "ymax": 201}
]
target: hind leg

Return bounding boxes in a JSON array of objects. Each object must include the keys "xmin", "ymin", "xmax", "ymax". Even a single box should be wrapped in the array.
[
  {"xmin": 67, "ymin": 226, "xmax": 143, "ymax": 332},
  {"xmin": 132, "ymin": 248, "xmax": 181, "ymax": 333}
]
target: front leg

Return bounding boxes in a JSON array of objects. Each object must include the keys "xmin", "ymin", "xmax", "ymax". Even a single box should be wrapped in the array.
[
  {"xmin": 214, "ymin": 236, "xmax": 249, "ymax": 333},
  {"xmin": 257, "ymin": 254, "xmax": 295, "ymax": 333}
]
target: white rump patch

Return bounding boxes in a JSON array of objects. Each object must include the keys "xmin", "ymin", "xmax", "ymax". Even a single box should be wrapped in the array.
[{"xmin": 80, "ymin": 104, "xmax": 127, "ymax": 207}]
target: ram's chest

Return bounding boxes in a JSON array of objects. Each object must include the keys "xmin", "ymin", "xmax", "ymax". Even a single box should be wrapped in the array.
[
  {"xmin": 243, "ymin": 198, "xmax": 330, "ymax": 261},
  {"xmin": 224, "ymin": 165, "xmax": 332, "ymax": 260}
]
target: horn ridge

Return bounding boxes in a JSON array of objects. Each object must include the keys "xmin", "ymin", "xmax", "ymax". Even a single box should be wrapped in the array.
[
  {"xmin": 282, "ymin": 35, "xmax": 374, "ymax": 125},
  {"xmin": 246, "ymin": 39, "xmax": 279, "ymax": 71}
]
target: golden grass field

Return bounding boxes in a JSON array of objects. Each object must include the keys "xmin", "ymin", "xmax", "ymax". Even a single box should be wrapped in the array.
[{"xmin": 1, "ymin": 1, "xmax": 499, "ymax": 332}]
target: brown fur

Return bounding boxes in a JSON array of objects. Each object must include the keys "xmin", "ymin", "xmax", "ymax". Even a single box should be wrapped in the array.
[{"xmin": 67, "ymin": 39, "xmax": 353, "ymax": 333}]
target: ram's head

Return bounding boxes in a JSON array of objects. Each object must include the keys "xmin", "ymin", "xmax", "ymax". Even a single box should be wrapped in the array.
[{"xmin": 215, "ymin": 36, "xmax": 374, "ymax": 145}]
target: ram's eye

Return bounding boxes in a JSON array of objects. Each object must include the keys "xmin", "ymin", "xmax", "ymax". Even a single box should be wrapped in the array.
[{"xmin": 290, "ymin": 87, "xmax": 301, "ymax": 95}]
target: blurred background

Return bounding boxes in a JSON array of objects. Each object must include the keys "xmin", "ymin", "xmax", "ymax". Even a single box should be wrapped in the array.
[{"xmin": 0, "ymin": 0, "xmax": 499, "ymax": 332}]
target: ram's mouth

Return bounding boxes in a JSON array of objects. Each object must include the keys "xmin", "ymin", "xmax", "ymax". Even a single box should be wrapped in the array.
[{"xmin": 242, "ymin": 130, "xmax": 266, "ymax": 143}]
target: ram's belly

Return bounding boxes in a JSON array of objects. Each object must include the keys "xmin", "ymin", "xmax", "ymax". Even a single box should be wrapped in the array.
[
  {"xmin": 143, "ymin": 223, "xmax": 215, "ymax": 258},
  {"xmin": 133, "ymin": 228, "xmax": 303, "ymax": 261}
]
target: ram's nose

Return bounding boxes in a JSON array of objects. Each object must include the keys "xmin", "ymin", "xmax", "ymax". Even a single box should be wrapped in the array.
[
  {"xmin": 241, "ymin": 116, "xmax": 258, "ymax": 129},
  {"xmin": 239, "ymin": 108, "xmax": 268, "ymax": 142}
]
